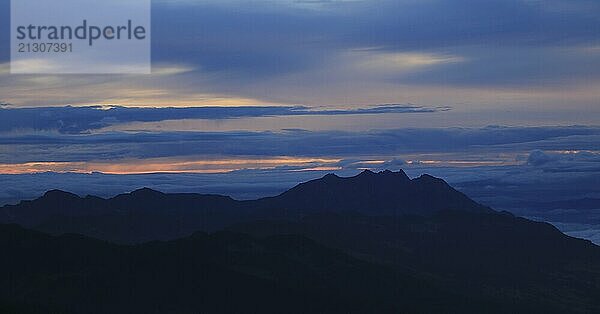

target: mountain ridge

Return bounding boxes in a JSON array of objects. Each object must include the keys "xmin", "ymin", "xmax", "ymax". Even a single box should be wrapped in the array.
[
  {"xmin": 2, "ymin": 170, "xmax": 600, "ymax": 312},
  {"xmin": 0, "ymin": 170, "xmax": 493, "ymax": 243}
]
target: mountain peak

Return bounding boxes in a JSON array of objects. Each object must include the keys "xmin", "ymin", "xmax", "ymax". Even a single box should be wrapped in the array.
[
  {"xmin": 323, "ymin": 173, "xmax": 340, "ymax": 180},
  {"xmin": 42, "ymin": 190, "xmax": 80, "ymax": 200},
  {"xmin": 357, "ymin": 169, "xmax": 376, "ymax": 176},
  {"xmin": 130, "ymin": 187, "xmax": 164, "ymax": 197},
  {"xmin": 381, "ymin": 169, "xmax": 410, "ymax": 180},
  {"xmin": 274, "ymin": 169, "xmax": 488, "ymax": 216},
  {"xmin": 352, "ymin": 169, "xmax": 410, "ymax": 181}
]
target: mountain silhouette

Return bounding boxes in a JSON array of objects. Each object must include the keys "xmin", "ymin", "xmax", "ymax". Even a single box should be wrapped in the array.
[
  {"xmin": 1, "ymin": 187, "xmax": 244, "ymax": 242},
  {"xmin": 0, "ymin": 170, "xmax": 491, "ymax": 242},
  {"xmin": 259, "ymin": 170, "xmax": 492, "ymax": 215},
  {"xmin": 1, "ymin": 170, "xmax": 600, "ymax": 313}
]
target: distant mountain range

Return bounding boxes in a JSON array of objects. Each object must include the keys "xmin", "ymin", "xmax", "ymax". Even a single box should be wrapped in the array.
[
  {"xmin": 1, "ymin": 170, "xmax": 600, "ymax": 313},
  {"xmin": 0, "ymin": 170, "xmax": 491, "ymax": 243}
]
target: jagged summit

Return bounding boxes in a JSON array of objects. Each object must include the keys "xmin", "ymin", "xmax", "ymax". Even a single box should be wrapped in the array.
[
  {"xmin": 354, "ymin": 169, "xmax": 409, "ymax": 179},
  {"xmin": 383, "ymin": 169, "xmax": 410, "ymax": 179},
  {"xmin": 271, "ymin": 169, "xmax": 490, "ymax": 215},
  {"xmin": 356, "ymin": 169, "xmax": 376, "ymax": 177}
]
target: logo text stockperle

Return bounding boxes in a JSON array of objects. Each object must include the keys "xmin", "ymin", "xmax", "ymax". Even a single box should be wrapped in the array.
[{"xmin": 15, "ymin": 20, "xmax": 147, "ymax": 46}]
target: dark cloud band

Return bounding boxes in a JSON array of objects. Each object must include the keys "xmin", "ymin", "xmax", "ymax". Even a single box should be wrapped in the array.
[{"xmin": 0, "ymin": 104, "xmax": 449, "ymax": 134}]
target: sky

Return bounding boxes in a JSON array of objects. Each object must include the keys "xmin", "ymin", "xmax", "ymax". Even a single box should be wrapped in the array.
[
  {"xmin": 1, "ymin": 0, "xmax": 599, "ymax": 111},
  {"xmin": 1, "ymin": 0, "xmax": 600, "ymax": 242},
  {"xmin": 0, "ymin": 0, "xmax": 599, "ymax": 218}
]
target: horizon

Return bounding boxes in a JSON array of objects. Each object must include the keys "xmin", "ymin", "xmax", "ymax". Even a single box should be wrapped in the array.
[
  {"xmin": 2, "ymin": 1, "xmax": 600, "ymax": 312},
  {"xmin": 1, "ymin": 1, "xmax": 598, "ymax": 186},
  {"xmin": 3, "ymin": 167, "xmax": 598, "ymax": 244}
]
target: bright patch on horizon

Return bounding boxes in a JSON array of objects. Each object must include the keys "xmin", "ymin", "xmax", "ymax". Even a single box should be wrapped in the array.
[{"xmin": 0, "ymin": 157, "xmax": 343, "ymax": 175}]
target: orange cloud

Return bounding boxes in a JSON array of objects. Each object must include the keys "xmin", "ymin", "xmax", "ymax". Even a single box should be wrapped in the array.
[{"xmin": 0, "ymin": 157, "xmax": 342, "ymax": 175}]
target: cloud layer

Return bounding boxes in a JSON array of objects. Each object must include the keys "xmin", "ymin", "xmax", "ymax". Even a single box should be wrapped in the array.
[
  {"xmin": 0, "ymin": 104, "xmax": 448, "ymax": 134},
  {"xmin": 2, "ymin": 126, "xmax": 599, "ymax": 163}
]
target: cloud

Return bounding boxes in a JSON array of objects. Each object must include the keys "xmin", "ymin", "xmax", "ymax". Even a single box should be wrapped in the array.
[
  {"xmin": 527, "ymin": 150, "xmax": 557, "ymax": 166},
  {"xmin": 354, "ymin": 51, "xmax": 466, "ymax": 75},
  {"xmin": 1, "ymin": 125, "xmax": 599, "ymax": 165},
  {"xmin": 526, "ymin": 149, "xmax": 600, "ymax": 172},
  {"xmin": 0, "ymin": 104, "xmax": 449, "ymax": 134},
  {"xmin": 0, "ymin": 156, "xmax": 343, "ymax": 175},
  {"xmin": 151, "ymin": 64, "xmax": 196, "ymax": 76}
]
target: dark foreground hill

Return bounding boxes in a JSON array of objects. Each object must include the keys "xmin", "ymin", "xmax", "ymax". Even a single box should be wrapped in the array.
[
  {"xmin": 230, "ymin": 211, "xmax": 600, "ymax": 312},
  {"xmin": 1, "ymin": 223, "xmax": 519, "ymax": 314},
  {"xmin": 1, "ymin": 170, "xmax": 600, "ymax": 313}
]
